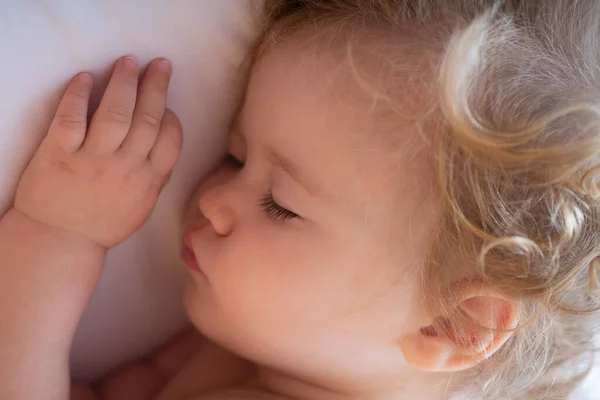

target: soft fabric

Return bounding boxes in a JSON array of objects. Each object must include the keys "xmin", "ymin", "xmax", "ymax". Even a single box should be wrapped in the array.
[{"xmin": 0, "ymin": 0, "xmax": 258, "ymax": 381}]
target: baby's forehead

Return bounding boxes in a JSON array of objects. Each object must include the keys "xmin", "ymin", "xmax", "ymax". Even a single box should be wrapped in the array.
[
  {"xmin": 245, "ymin": 33, "xmax": 439, "ymax": 213},
  {"xmin": 253, "ymin": 31, "xmax": 435, "ymax": 144}
]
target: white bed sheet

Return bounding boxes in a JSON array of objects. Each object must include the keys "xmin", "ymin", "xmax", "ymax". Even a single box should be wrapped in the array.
[{"xmin": 0, "ymin": 0, "xmax": 258, "ymax": 381}]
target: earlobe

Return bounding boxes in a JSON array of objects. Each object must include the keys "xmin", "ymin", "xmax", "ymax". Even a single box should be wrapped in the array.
[{"xmin": 399, "ymin": 283, "xmax": 519, "ymax": 372}]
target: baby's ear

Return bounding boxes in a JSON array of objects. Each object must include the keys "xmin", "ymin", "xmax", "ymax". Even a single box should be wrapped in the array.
[{"xmin": 399, "ymin": 283, "xmax": 519, "ymax": 372}]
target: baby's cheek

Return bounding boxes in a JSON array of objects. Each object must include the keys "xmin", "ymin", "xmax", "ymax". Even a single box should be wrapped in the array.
[{"xmin": 183, "ymin": 278, "xmax": 212, "ymax": 332}]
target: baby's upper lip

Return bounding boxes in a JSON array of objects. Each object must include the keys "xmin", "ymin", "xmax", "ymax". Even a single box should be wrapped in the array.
[
  {"xmin": 184, "ymin": 218, "xmax": 209, "ymax": 234},
  {"xmin": 183, "ymin": 229, "xmax": 194, "ymax": 249},
  {"xmin": 183, "ymin": 222, "xmax": 204, "ymax": 249}
]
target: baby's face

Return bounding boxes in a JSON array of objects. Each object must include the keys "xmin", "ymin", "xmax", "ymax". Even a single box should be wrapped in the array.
[{"xmin": 183, "ymin": 38, "xmax": 438, "ymax": 379}]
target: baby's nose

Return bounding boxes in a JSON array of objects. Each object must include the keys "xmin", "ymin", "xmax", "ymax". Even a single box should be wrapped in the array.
[{"xmin": 197, "ymin": 185, "xmax": 235, "ymax": 237}]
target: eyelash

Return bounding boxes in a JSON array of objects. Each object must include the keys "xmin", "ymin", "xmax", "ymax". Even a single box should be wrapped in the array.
[
  {"xmin": 226, "ymin": 153, "xmax": 298, "ymax": 221},
  {"xmin": 260, "ymin": 192, "xmax": 298, "ymax": 221}
]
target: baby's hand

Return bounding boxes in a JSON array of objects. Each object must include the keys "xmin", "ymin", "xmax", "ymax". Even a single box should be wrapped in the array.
[{"xmin": 14, "ymin": 57, "xmax": 182, "ymax": 248}]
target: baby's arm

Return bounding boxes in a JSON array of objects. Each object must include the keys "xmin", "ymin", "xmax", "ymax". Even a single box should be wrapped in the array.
[
  {"xmin": 0, "ymin": 209, "xmax": 106, "ymax": 400},
  {"xmin": 71, "ymin": 329, "xmax": 254, "ymax": 400},
  {"xmin": 0, "ymin": 56, "xmax": 181, "ymax": 400},
  {"xmin": 71, "ymin": 329, "xmax": 205, "ymax": 400}
]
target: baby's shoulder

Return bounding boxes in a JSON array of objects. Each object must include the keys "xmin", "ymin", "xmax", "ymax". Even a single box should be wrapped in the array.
[{"xmin": 195, "ymin": 388, "xmax": 289, "ymax": 400}]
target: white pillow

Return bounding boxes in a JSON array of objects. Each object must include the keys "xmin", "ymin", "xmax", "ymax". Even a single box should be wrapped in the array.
[{"xmin": 0, "ymin": 0, "xmax": 258, "ymax": 381}]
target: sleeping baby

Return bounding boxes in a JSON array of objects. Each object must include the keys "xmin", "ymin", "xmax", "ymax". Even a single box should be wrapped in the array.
[{"xmin": 1, "ymin": 1, "xmax": 600, "ymax": 399}]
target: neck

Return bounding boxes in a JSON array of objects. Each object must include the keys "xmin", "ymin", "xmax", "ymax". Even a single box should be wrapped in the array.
[{"xmin": 254, "ymin": 365, "xmax": 453, "ymax": 400}]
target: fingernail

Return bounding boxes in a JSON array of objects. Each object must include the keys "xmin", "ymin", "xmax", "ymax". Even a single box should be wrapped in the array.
[
  {"xmin": 155, "ymin": 59, "xmax": 172, "ymax": 73},
  {"xmin": 122, "ymin": 56, "xmax": 137, "ymax": 69},
  {"xmin": 78, "ymin": 72, "xmax": 91, "ymax": 84}
]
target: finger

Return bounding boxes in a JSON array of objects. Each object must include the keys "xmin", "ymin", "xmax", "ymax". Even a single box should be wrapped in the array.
[
  {"xmin": 84, "ymin": 56, "xmax": 139, "ymax": 153},
  {"xmin": 46, "ymin": 72, "xmax": 93, "ymax": 152},
  {"xmin": 148, "ymin": 109, "xmax": 183, "ymax": 175},
  {"xmin": 120, "ymin": 58, "xmax": 172, "ymax": 157}
]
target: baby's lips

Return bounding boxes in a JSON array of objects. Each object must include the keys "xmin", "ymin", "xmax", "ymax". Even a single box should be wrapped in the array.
[
  {"xmin": 183, "ymin": 229, "xmax": 195, "ymax": 249},
  {"xmin": 183, "ymin": 219, "xmax": 209, "ymax": 236}
]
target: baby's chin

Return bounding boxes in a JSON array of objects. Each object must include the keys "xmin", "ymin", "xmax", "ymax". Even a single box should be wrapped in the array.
[{"xmin": 182, "ymin": 278, "xmax": 219, "ymax": 339}]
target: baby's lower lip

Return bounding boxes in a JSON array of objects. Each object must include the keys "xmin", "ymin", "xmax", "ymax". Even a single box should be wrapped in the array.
[
  {"xmin": 181, "ymin": 243, "xmax": 201, "ymax": 272},
  {"xmin": 181, "ymin": 230, "xmax": 206, "ymax": 277}
]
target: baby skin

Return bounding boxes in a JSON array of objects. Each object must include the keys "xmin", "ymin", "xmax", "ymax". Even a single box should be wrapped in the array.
[{"xmin": 1, "ymin": 35, "xmax": 518, "ymax": 400}]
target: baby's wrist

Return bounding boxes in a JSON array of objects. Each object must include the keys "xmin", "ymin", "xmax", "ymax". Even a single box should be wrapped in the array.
[{"xmin": 7, "ymin": 207, "xmax": 108, "ymax": 253}]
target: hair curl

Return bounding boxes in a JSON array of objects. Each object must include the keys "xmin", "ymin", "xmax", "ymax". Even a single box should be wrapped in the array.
[{"xmin": 254, "ymin": 1, "xmax": 600, "ymax": 398}]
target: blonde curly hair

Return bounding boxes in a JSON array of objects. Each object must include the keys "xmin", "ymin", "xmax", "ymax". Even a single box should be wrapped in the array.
[{"xmin": 250, "ymin": 1, "xmax": 600, "ymax": 398}]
